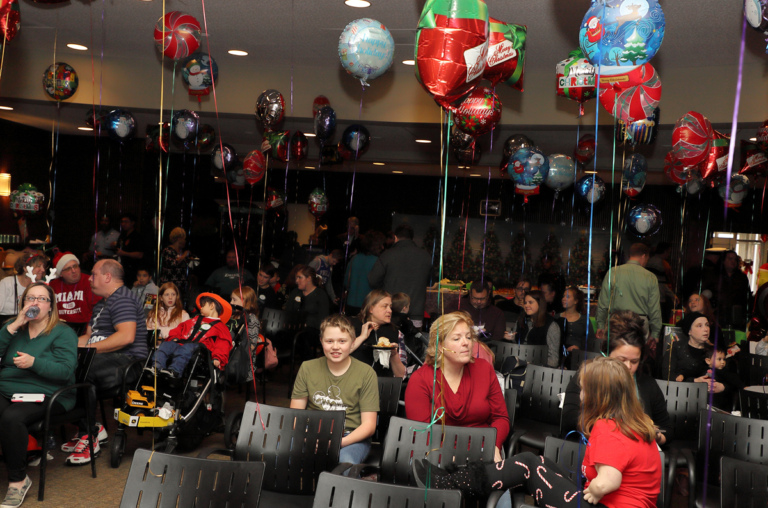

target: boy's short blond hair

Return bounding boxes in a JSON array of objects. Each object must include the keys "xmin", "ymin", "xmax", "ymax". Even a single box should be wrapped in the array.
[{"xmin": 319, "ymin": 314, "xmax": 355, "ymax": 341}]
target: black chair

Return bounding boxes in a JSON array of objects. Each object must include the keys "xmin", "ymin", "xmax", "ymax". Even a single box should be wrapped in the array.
[
  {"xmin": 313, "ymin": 471, "xmax": 462, "ymax": 508},
  {"xmin": 747, "ymin": 353, "xmax": 768, "ymax": 386},
  {"xmin": 686, "ymin": 411, "xmax": 768, "ymax": 508},
  {"xmin": 32, "ymin": 346, "xmax": 97, "ymax": 501},
  {"xmin": 720, "ymin": 456, "xmax": 768, "ymax": 508},
  {"xmin": 261, "ymin": 308, "xmax": 302, "ymax": 365},
  {"xmin": 502, "ymin": 388, "xmax": 517, "ymax": 455},
  {"xmin": 487, "ymin": 341, "xmax": 548, "ymax": 370},
  {"xmin": 513, "ymin": 437, "xmax": 667, "ymax": 508},
  {"xmin": 739, "ymin": 387, "xmax": 768, "ymax": 420},
  {"xmin": 365, "ymin": 376, "xmax": 403, "ymax": 467},
  {"xmin": 119, "ymin": 448, "xmax": 265, "ymax": 507},
  {"xmin": 202, "ymin": 402, "xmax": 346, "ymax": 507},
  {"xmin": 566, "ymin": 349, "xmax": 601, "ymax": 370},
  {"xmin": 509, "ymin": 365, "xmax": 576, "ymax": 454}
]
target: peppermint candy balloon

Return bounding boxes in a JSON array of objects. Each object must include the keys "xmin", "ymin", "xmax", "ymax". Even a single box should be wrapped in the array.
[
  {"xmin": 243, "ymin": 150, "xmax": 266, "ymax": 185},
  {"xmin": 154, "ymin": 11, "xmax": 201, "ymax": 61},
  {"xmin": 671, "ymin": 111, "xmax": 713, "ymax": 167}
]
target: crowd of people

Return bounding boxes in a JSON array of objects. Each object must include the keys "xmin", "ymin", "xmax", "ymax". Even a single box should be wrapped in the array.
[{"xmin": 0, "ymin": 214, "xmax": 762, "ymax": 508}]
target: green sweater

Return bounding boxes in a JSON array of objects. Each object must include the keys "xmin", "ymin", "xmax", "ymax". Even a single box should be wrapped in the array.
[{"xmin": 0, "ymin": 323, "xmax": 78, "ymax": 411}]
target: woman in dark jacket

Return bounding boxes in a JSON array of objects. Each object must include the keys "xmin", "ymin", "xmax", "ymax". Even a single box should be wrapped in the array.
[
  {"xmin": 349, "ymin": 289, "xmax": 405, "ymax": 377},
  {"xmin": 562, "ymin": 310, "xmax": 671, "ymax": 445},
  {"xmin": 516, "ymin": 290, "xmax": 560, "ymax": 367},
  {"xmin": 283, "ymin": 265, "xmax": 330, "ymax": 331}
]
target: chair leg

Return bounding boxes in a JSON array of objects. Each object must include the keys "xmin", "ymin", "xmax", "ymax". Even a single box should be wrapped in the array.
[
  {"xmin": 100, "ymin": 399, "xmax": 109, "ymax": 432},
  {"xmin": 38, "ymin": 421, "xmax": 50, "ymax": 501},
  {"xmin": 87, "ymin": 407, "xmax": 98, "ymax": 479}
]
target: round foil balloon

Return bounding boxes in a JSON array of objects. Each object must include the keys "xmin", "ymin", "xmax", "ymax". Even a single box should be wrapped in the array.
[
  {"xmin": 579, "ymin": 0, "xmax": 665, "ymax": 70},
  {"xmin": 9, "ymin": 183, "xmax": 44, "ymax": 216},
  {"xmin": 85, "ymin": 106, "xmax": 109, "ymax": 129},
  {"xmin": 254, "ymin": 89, "xmax": 285, "ymax": 131},
  {"xmin": 0, "ymin": 0, "xmax": 20, "ymax": 42},
  {"xmin": 545, "ymin": 154, "xmax": 576, "ymax": 197},
  {"xmin": 153, "ymin": 11, "xmax": 201, "ymax": 61},
  {"xmin": 338, "ymin": 18, "xmax": 395, "ymax": 84},
  {"xmin": 107, "ymin": 109, "xmax": 136, "ymax": 142},
  {"xmin": 196, "ymin": 124, "xmax": 216, "ymax": 151},
  {"xmin": 600, "ymin": 64, "xmax": 662, "ymax": 122},
  {"xmin": 617, "ymin": 107, "xmax": 659, "ymax": 146},
  {"xmin": 227, "ymin": 163, "xmax": 246, "ymax": 190},
  {"xmin": 415, "ymin": 0, "xmax": 490, "ymax": 108},
  {"xmin": 574, "ymin": 134, "xmax": 596, "ymax": 165},
  {"xmin": 264, "ymin": 130, "xmax": 291, "ymax": 162},
  {"xmin": 182, "ymin": 53, "xmax": 218, "ymax": 97},
  {"xmin": 451, "ymin": 125, "xmax": 475, "ymax": 150},
  {"xmin": 718, "ymin": 174, "xmax": 750, "ymax": 208},
  {"xmin": 627, "ymin": 204, "xmax": 662, "ymax": 237},
  {"xmin": 312, "ymin": 96, "xmax": 330, "ymax": 118},
  {"xmin": 266, "ymin": 188, "xmax": 286, "ymax": 210},
  {"xmin": 483, "ymin": 18, "xmax": 527, "ymax": 91},
  {"xmin": 212, "ymin": 143, "xmax": 236, "ymax": 171},
  {"xmin": 42, "ymin": 63, "xmax": 78, "ymax": 101},
  {"xmin": 454, "ymin": 87, "xmax": 502, "ymax": 136},
  {"xmin": 622, "ymin": 153, "xmax": 648, "ymax": 197},
  {"xmin": 243, "ymin": 150, "xmax": 266, "ymax": 185},
  {"xmin": 671, "ymin": 111, "xmax": 713, "ymax": 167},
  {"xmin": 685, "ymin": 170, "xmax": 705, "ymax": 196},
  {"xmin": 509, "ymin": 147, "xmax": 550, "ymax": 201},
  {"xmin": 171, "ymin": 109, "xmax": 199, "ymax": 144},
  {"xmin": 556, "ymin": 49, "xmax": 597, "ymax": 115},
  {"xmin": 290, "ymin": 131, "xmax": 308, "ymax": 161},
  {"xmin": 663, "ymin": 152, "xmax": 690, "ymax": 185},
  {"xmin": 454, "ymin": 141, "xmax": 481, "ymax": 166},
  {"xmin": 745, "ymin": 0, "xmax": 768, "ymax": 31},
  {"xmin": 575, "ymin": 174, "xmax": 606, "ymax": 205},
  {"xmin": 503, "ymin": 134, "xmax": 534, "ymax": 159},
  {"xmin": 340, "ymin": 125, "xmax": 371, "ymax": 161},
  {"xmin": 308, "ymin": 188, "xmax": 329, "ymax": 218},
  {"xmin": 701, "ymin": 130, "xmax": 730, "ymax": 180},
  {"xmin": 314, "ymin": 106, "xmax": 337, "ymax": 140}
]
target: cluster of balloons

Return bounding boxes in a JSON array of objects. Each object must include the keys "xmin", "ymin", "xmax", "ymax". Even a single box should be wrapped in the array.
[
  {"xmin": 415, "ymin": 0, "xmax": 527, "ymax": 150},
  {"xmin": 557, "ymin": 0, "xmax": 666, "ymax": 123},
  {"xmin": 10, "ymin": 183, "xmax": 44, "ymax": 216},
  {"xmin": 42, "ymin": 63, "xmax": 78, "ymax": 101},
  {"xmin": 311, "ymin": 97, "xmax": 371, "ymax": 164},
  {"xmin": 338, "ymin": 18, "xmax": 395, "ymax": 86}
]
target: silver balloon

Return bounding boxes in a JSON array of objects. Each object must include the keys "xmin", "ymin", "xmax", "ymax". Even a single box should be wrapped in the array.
[
  {"xmin": 451, "ymin": 125, "xmax": 475, "ymax": 150},
  {"xmin": 627, "ymin": 204, "xmax": 662, "ymax": 237},
  {"xmin": 545, "ymin": 154, "xmax": 576, "ymax": 197},
  {"xmin": 254, "ymin": 89, "xmax": 285, "ymax": 130}
]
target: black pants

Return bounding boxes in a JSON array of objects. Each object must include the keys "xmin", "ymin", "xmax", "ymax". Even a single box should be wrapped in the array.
[
  {"xmin": 0, "ymin": 396, "xmax": 65, "ymax": 482},
  {"xmin": 487, "ymin": 452, "xmax": 607, "ymax": 508},
  {"xmin": 80, "ymin": 352, "xmax": 138, "ymax": 433}
]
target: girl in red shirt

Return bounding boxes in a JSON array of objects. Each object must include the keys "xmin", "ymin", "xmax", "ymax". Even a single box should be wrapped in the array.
[{"xmin": 414, "ymin": 357, "xmax": 661, "ymax": 508}]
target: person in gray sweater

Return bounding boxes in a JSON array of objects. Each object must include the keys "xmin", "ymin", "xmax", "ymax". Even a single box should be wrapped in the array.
[{"xmin": 368, "ymin": 224, "xmax": 432, "ymax": 328}]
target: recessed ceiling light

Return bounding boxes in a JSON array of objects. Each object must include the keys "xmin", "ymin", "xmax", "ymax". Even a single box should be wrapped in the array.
[
  {"xmin": 304, "ymin": 133, "xmax": 316, "ymax": 138},
  {"xmin": 469, "ymin": 174, "xmax": 481, "ymax": 177},
  {"xmin": 0, "ymin": 106, "xmax": 13, "ymax": 111},
  {"xmin": 402, "ymin": 60, "xmax": 415, "ymax": 66},
  {"xmin": 228, "ymin": 50, "xmax": 248, "ymax": 56},
  {"xmin": 750, "ymin": 137, "xmax": 757, "ymax": 141},
  {"xmin": 345, "ymin": 0, "xmax": 370, "ymax": 6},
  {"xmin": 585, "ymin": 170, "xmax": 597, "ymax": 174},
  {"xmin": 392, "ymin": 171, "xmax": 403, "ymax": 174},
  {"xmin": 304, "ymin": 166, "xmax": 315, "ymax": 169},
  {"xmin": 67, "ymin": 43, "xmax": 88, "ymax": 51},
  {"xmin": 415, "ymin": 139, "xmax": 431, "ymax": 144},
  {"xmin": 373, "ymin": 162, "xmax": 385, "ymax": 166},
  {"xmin": 78, "ymin": 126, "xmax": 94, "ymax": 131}
]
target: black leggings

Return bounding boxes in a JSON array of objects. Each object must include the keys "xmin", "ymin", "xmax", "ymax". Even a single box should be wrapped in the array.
[
  {"xmin": 0, "ymin": 396, "xmax": 65, "ymax": 482},
  {"xmin": 486, "ymin": 452, "xmax": 607, "ymax": 508}
]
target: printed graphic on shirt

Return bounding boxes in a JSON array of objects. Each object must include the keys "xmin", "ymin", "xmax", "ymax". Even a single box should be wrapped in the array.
[
  {"xmin": 313, "ymin": 385, "xmax": 347, "ymax": 411},
  {"xmin": 56, "ymin": 290, "xmax": 85, "ymax": 315}
]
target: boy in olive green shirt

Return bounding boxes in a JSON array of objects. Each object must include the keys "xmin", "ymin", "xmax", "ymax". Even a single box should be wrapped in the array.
[{"xmin": 291, "ymin": 314, "xmax": 379, "ymax": 465}]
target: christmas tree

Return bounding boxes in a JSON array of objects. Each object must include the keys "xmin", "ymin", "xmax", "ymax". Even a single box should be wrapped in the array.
[
  {"xmin": 477, "ymin": 228, "xmax": 504, "ymax": 287},
  {"xmin": 504, "ymin": 231, "xmax": 532, "ymax": 284},
  {"xmin": 620, "ymin": 29, "xmax": 648, "ymax": 65},
  {"xmin": 535, "ymin": 233, "xmax": 564, "ymax": 286},
  {"xmin": 443, "ymin": 226, "xmax": 475, "ymax": 281},
  {"xmin": 566, "ymin": 234, "xmax": 590, "ymax": 286}
]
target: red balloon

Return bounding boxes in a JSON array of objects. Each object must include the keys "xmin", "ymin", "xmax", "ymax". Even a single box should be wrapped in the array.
[
  {"xmin": 312, "ymin": 96, "xmax": 330, "ymax": 118},
  {"xmin": 740, "ymin": 145, "xmax": 768, "ymax": 177},
  {"xmin": 556, "ymin": 49, "xmax": 597, "ymax": 115},
  {"xmin": 757, "ymin": 121, "xmax": 768, "ymax": 144},
  {"xmin": 482, "ymin": 18, "xmax": 526, "ymax": 91},
  {"xmin": 671, "ymin": 111, "xmax": 714, "ymax": 167},
  {"xmin": 454, "ymin": 86, "xmax": 501, "ymax": 136},
  {"xmin": 574, "ymin": 134, "xmax": 596, "ymax": 165},
  {"xmin": 290, "ymin": 131, "xmax": 308, "ymax": 161},
  {"xmin": 597, "ymin": 64, "xmax": 646, "ymax": 114},
  {"xmin": 0, "ymin": 0, "xmax": 20, "ymax": 42},
  {"xmin": 243, "ymin": 150, "xmax": 266, "ymax": 185},
  {"xmin": 663, "ymin": 152, "xmax": 691, "ymax": 185},
  {"xmin": 700, "ymin": 130, "xmax": 730, "ymax": 180},
  {"xmin": 599, "ymin": 64, "xmax": 661, "ymax": 122},
  {"xmin": 415, "ymin": 0, "xmax": 489, "ymax": 108},
  {"xmin": 153, "ymin": 11, "xmax": 201, "ymax": 61}
]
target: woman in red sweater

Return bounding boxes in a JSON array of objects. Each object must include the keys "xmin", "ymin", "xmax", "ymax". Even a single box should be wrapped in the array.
[
  {"xmin": 415, "ymin": 356, "xmax": 661, "ymax": 508},
  {"xmin": 405, "ymin": 311, "xmax": 508, "ymax": 462}
]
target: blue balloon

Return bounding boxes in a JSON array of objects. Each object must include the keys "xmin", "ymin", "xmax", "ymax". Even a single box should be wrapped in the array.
[
  {"xmin": 575, "ymin": 174, "xmax": 606, "ymax": 205},
  {"xmin": 621, "ymin": 153, "xmax": 647, "ymax": 197},
  {"xmin": 545, "ymin": 154, "xmax": 576, "ymax": 196},
  {"xmin": 338, "ymin": 18, "xmax": 395, "ymax": 84},
  {"xmin": 107, "ymin": 109, "xmax": 136, "ymax": 142},
  {"xmin": 627, "ymin": 204, "xmax": 662, "ymax": 237},
  {"xmin": 509, "ymin": 147, "xmax": 550, "ymax": 193},
  {"xmin": 579, "ymin": 0, "xmax": 665, "ymax": 72},
  {"xmin": 340, "ymin": 124, "xmax": 371, "ymax": 161},
  {"xmin": 314, "ymin": 106, "xmax": 337, "ymax": 141}
]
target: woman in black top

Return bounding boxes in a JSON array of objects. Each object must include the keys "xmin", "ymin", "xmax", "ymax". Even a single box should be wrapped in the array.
[
  {"xmin": 560, "ymin": 286, "xmax": 598, "ymax": 369},
  {"xmin": 516, "ymin": 290, "xmax": 560, "ymax": 367},
  {"xmin": 662, "ymin": 311, "xmax": 710, "ymax": 382},
  {"xmin": 350, "ymin": 289, "xmax": 405, "ymax": 377},
  {"xmin": 562, "ymin": 310, "xmax": 671, "ymax": 445},
  {"xmin": 284, "ymin": 265, "xmax": 330, "ymax": 330}
]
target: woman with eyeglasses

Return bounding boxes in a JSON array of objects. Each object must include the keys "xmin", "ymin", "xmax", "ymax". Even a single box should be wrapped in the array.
[{"xmin": 0, "ymin": 282, "xmax": 77, "ymax": 508}]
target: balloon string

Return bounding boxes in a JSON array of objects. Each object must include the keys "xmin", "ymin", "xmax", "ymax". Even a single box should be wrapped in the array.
[
  {"xmin": 0, "ymin": 10, "xmax": 8, "ymax": 85},
  {"xmin": 723, "ymin": 16, "xmax": 747, "ymax": 223},
  {"xmin": 256, "ymin": 161, "xmax": 270, "ymax": 277},
  {"xmin": 479, "ymin": 168, "xmax": 490, "ymax": 286}
]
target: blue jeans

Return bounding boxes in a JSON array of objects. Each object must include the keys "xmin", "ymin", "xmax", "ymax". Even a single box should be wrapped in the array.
[
  {"xmin": 154, "ymin": 341, "xmax": 199, "ymax": 374},
  {"xmin": 339, "ymin": 434, "xmax": 371, "ymax": 468}
]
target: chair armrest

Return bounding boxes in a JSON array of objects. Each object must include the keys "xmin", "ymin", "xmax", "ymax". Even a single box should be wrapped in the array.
[
  {"xmin": 486, "ymin": 490, "xmax": 504, "ymax": 508},
  {"xmin": 506, "ymin": 430, "xmax": 526, "ymax": 457},
  {"xmin": 119, "ymin": 358, "xmax": 145, "ymax": 395},
  {"xmin": 664, "ymin": 448, "xmax": 678, "ymax": 508},
  {"xmin": 196, "ymin": 447, "xmax": 234, "ymax": 459},
  {"xmin": 44, "ymin": 382, "xmax": 94, "ymax": 423},
  {"xmin": 329, "ymin": 462, "xmax": 355, "ymax": 476},
  {"xmin": 679, "ymin": 448, "xmax": 696, "ymax": 508}
]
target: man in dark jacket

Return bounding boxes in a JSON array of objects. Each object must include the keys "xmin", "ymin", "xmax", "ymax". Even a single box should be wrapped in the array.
[
  {"xmin": 368, "ymin": 224, "xmax": 432, "ymax": 328},
  {"xmin": 713, "ymin": 250, "xmax": 752, "ymax": 329}
]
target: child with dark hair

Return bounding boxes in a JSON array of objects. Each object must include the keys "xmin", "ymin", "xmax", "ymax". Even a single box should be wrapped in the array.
[
  {"xmin": 151, "ymin": 292, "xmax": 233, "ymax": 378},
  {"xmin": 701, "ymin": 343, "xmax": 743, "ymax": 411}
]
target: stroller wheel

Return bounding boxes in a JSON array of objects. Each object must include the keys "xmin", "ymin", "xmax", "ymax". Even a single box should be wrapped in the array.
[
  {"xmin": 224, "ymin": 411, "xmax": 243, "ymax": 451},
  {"xmin": 110, "ymin": 431, "xmax": 126, "ymax": 468}
]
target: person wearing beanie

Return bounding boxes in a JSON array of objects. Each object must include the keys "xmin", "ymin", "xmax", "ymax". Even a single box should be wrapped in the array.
[
  {"xmin": 159, "ymin": 227, "xmax": 191, "ymax": 302},
  {"xmin": 661, "ymin": 311, "xmax": 711, "ymax": 382},
  {"xmin": 49, "ymin": 252, "xmax": 101, "ymax": 335}
]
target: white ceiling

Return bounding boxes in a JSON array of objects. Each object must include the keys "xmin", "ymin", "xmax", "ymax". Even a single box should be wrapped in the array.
[{"xmin": 0, "ymin": 0, "xmax": 766, "ymax": 179}]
